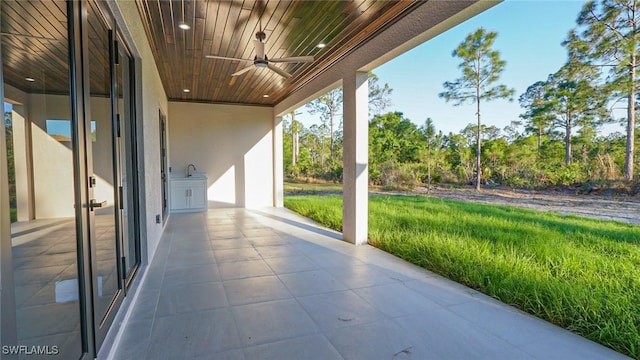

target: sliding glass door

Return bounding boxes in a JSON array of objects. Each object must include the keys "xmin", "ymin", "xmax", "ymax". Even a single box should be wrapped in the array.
[
  {"xmin": 1, "ymin": 1, "xmax": 84, "ymax": 358},
  {"xmin": 86, "ymin": 1, "xmax": 124, "ymax": 348},
  {"xmin": 1, "ymin": 0, "xmax": 140, "ymax": 357},
  {"xmin": 115, "ymin": 34, "xmax": 139, "ymax": 282}
]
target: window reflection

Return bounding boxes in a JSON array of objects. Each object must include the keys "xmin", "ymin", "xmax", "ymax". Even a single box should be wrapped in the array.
[
  {"xmin": 2, "ymin": 0, "xmax": 83, "ymax": 358},
  {"xmin": 46, "ymin": 119, "xmax": 96, "ymax": 142}
]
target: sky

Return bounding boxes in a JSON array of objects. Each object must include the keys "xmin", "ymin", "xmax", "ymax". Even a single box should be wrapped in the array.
[
  {"xmin": 3, "ymin": 102, "xmax": 95, "ymax": 138},
  {"xmin": 293, "ymin": 0, "xmax": 622, "ymax": 136}
]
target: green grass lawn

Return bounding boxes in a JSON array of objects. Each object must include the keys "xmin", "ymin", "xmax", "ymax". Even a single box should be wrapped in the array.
[
  {"xmin": 285, "ymin": 194, "xmax": 640, "ymax": 358},
  {"xmin": 10, "ymin": 208, "xmax": 17, "ymax": 223},
  {"xmin": 284, "ymin": 180, "xmax": 343, "ymax": 194},
  {"xmin": 284, "ymin": 180, "xmax": 390, "ymax": 194}
]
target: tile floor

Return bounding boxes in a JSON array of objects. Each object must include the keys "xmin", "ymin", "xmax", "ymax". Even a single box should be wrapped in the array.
[
  {"xmin": 107, "ymin": 208, "xmax": 629, "ymax": 360},
  {"xmin": 10, "ymin": 216, "xmax": 120, "ymax": 359}
]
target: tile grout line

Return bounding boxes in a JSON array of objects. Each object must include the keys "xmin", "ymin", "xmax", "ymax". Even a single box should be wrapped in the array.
[
  {"xmin": 212, "ymin": 212, "xmax": 249, "ymax": 357},
  {"xmin": 142, "ymin": 221, "xmax": 179, "ymax": 360}
]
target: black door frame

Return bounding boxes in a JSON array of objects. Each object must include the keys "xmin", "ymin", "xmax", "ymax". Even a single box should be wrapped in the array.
[
  {"xmin": 76, "ymin": 0, "xmax": 125, "ymax": 353},
  {"xmin": 160, "ymin": 110, "xmax": 169, "ymax": 224},
  {"xmin": 69, "ymin": 0, "xmax": 96, "ymax": 357},
  {"xmin": 71, "ymin": 0, "xmax": 140, "ymax": 356},
  {"xmin": 115, "ymin": 33, "xmax": 142, "ymax": 287}
]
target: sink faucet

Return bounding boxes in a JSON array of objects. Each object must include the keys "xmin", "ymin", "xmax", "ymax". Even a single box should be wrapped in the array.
[{"xmin": 187, "ymin": 164, "xmax": 196, "ymax": 177}]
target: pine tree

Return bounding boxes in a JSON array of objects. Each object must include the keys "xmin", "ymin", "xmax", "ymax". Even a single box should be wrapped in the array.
[
  {"xmin": 305, "ymin": 88, "xmax": 342, "ymax": 162},
  {"xmin": 368, "ymin": 72, "xmax": 393, "ymax": 117},
  {"xmin": 439, "ymin": 28, "xmax": 514, "ymax": 191},
  {"xmin": 569, "ymin": 0, "xmax": 639, "ymax": 180},
  {"xmin": 423, "ymin": 118, "xmax": 436, "ymax": 192},
  {"xmin": 543, "ymin": 63, "xmax": 607, "ymax": 166},
  {"xmin": 519, "ymin": 81, "xmax": 554, "ymax": 150}
]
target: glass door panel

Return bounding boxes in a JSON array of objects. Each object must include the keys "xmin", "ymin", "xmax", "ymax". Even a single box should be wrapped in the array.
[
  {"xmin": 86, "ymin": 0, "xmax": 122, "ymax": 347},
  {"xmin": 115, "ymin": 39, "xmax": 137, "ymax": 278},
  {"xmin": 2, "ymin": 0, "xmax": 83, "ymax": 358}
]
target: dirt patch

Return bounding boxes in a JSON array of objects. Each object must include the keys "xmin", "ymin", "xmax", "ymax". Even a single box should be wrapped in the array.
[
  {"xmin": 378, "ymin": 186, "xmax": 640, "ymax": 225},
  {"xmin": 286, "ymin": 182, "xmax": 640, "ymax": 225}
]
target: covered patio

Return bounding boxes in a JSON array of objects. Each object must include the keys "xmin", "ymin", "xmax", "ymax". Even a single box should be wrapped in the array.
[
  {"xmin": 105, "ymin": 208, "xmax": 627, "ymax": 360},
  {"xmin": 1, "ymin": 1, "xmax": 633, "ymax": 359}
]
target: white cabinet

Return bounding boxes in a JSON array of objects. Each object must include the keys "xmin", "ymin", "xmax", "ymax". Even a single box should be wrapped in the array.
[
  {"xmin": 188, "ymin": 182, "xmax": 207, "ymax": 209},
  {"xmin": 170, "ymin": 181, "xmax": 190, "ymax": 210},
  {"xmin": 170, "ymin": 177, "xmax": 208, "ymax": 213}
]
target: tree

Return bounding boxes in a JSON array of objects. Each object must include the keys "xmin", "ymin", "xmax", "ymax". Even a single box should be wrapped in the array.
[
  {"xmin": 4, "ymin": 111, "xmax": 11, "ymax": 151},
  {"xmin": 439, "ymin": 28, "xmax": 514, "ymax": 190},
  {"xmin": 5, "ymin": 111, "xmax": 16, "ymax": 210},
  {"xmin": 306, "ymin": 88, "xmax": 343, "ymax": 161},
  {"xmin": 423, "ymin": 118, "xmax": 436, "ymax": 191},
  {"xmin": 519, "ymin": 81, "xmax": 554, "ymax": 150},
  {"xmin": 289, "ymin": 111, "xmax": 303, "ymax": 166},
  {"xmin": 368, "ymin": 112, "xmax": 423, "ymax": 184},
  {"xmin": 306, "ymin": 123, "xmax": 331, "ymax": 168},
  {"xmin": 369, "ymin": 112, "xmax": 422, "ymax": 163},
  {"xmin": 304, "ymin": 71, "xmax": 392, "ymax": 163},
  {"xmin": 569, "ymin": 0, "xmax": 639, "ymax": 180},
  {"xmin": 543, "ymin": 63, "xmax": 608, "ymax": 166},
  {"xmin": 281, "ymin": 112, "xmax": 309, "ymax": 177},
  {"xmin": 368, "ymin": 72, "xmax": 393, "ymax": 117},
  {"xmin": 503, "ymin": 120, "xmax": 523, "ymax": 143},
  {"xmin": 282, "ymin": 117, "xmax": 293, "ymax": 174},
  {"xmin": 443, "ymin": 132, "xmax": 474, "ymax": 183}
]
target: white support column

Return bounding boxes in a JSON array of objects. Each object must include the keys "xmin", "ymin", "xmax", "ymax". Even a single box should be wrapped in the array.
[
  {"xmin": 273, "ymin": 115, "xmax": 284, "ymax": 207},
  {"xmin": 342, "ymin": 71, "xmax": 368, "ymax": 245}
]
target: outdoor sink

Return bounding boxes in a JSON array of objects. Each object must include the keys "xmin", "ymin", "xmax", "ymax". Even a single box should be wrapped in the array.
[
  {"xmin": 170, "ymin": 172, "xmax": 207, "ymax": 180},
  {"xmin": 188, "ymin": 172, "xmax": 207, "ymax": 179}
]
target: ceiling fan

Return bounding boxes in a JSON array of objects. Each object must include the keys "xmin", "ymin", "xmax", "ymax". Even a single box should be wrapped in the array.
[{"xmin": 205, "ymin": 31, "xmax": 314, "ymax": 79}]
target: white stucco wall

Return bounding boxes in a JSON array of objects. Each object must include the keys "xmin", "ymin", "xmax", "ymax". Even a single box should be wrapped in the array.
[
  {"xmin": 168, "ymin": 102, "xmax": 274, "ymax": 209},
  {"xmin": 21, "ymin": 94, "xmax": 113, "ymax": 219},
  {"xmin": 27, "ymin": 94, "xmax": 75, "ymax": 218},
  {"xmin": 113, "ymin": 0, "xmax": 169, "ymax": 263}
]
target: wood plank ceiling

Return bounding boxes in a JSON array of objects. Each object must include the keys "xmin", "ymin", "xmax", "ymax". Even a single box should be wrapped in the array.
[
  {"xmin": 0, "ymin": 1, "xmax": 423, "ymax": 104},
  {"xmin": 135, "ymin": 0, "xmax": 423, "ymax": 106},
  {"xmin": 1, "ymin": 0, "xmax": 112, "ymax": 97},
  {"xmin": 1, "ymin": 0, "xmax": 71, "ymax": 96}
]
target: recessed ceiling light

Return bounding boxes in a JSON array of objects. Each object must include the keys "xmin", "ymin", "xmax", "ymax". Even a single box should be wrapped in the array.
[
  {"xmin": 178, "ymin": 23, "xmax": 190, "ymax": 30},
  {"xmin": 25, "ymin": 77, "xmax": 35, "ymax": 82},
  {"xmin": 262, "ymin": 94, "xmax": 269, "ymax": 98},
  {"xmin": 183, "ymin": 89, "xmax": 190, "ymax": 93},
  {"xmin": 317, "ymin": 43, "xmax": 326, "ymax": 49}
]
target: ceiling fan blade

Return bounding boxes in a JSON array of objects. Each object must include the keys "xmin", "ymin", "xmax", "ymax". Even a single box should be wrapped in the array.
[
  {"xmin": 254, "ymin": 40, "xmax": 265, "ymax": 59},
  {"xmin": 205, "ymin": 55, "xmax": 253, "ymax": 62},
  {"xmin": 232, "ymin": 65, "xmax": 255, "ymax": 77},
  {"xmin": 270, "ymin": 56, "xmax": 314, "ymax": 63},
  {"xmin": 267, "ymin": 64, "xmax": 291, "ymax": 78}
]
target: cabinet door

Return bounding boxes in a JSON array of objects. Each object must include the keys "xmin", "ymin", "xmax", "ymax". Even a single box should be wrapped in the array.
[
  {"xmin": 170, "ymin": 182, "xmax": 190, "ymax": 210},
  {"xmin": 190, "ymin": 182, "xmax": 208, "ymax": 210}
]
